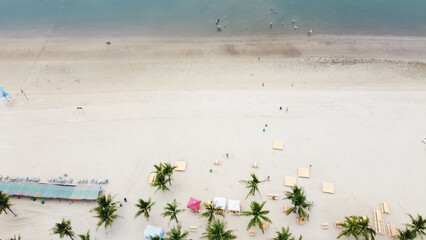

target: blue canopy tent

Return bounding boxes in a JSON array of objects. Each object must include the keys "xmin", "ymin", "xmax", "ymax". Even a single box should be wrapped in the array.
[{"xmin": 144, "ymin": 225, "xmax": 164, "ymax": 239}]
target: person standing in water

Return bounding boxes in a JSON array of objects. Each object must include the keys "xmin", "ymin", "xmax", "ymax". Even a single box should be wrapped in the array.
[
  {"xmin": 270, "ymin": 22, "xmax": 273, "ymax": 29},
  {"xmin": 292, "ymin": 19, "xmax": 295, "ymax": 25}
]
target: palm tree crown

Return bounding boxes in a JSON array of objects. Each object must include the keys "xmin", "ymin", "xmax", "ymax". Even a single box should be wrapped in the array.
[
  {"xmin": 241, "ymin": 201, "xmax": 272, "ymax": 233},
  {"xmin": 92, "ymin": 194, "xmax": 120, "ymax": 229},
  {"xmin": 405, "ymin": 214, "xmax": 426, "ymax": 239},
  {"xmin": 166, "ymin": 224, "xmax": 190, "ymax": 240},
  {"xmin": 201, "ymin": 220, "xmax": 237, "ymax": 240},
  {"xmin": 337, "ymin": 216, "xmax": 376, "ymax": 240},
  {"xmin": 78, "ymin": 230, "xmax": 91, "ymax": 240},
  {"xmin": 162, "ymin": 199, "xmax": 185, "ymax": 223},
  {"xmin": 8, "ymin": 235, "xmax": 22, "ymax": 240},
  {"xmin": 162, "ymin": 163, "xmax": 177, "ymax": 186},
  {"xmin": 0, "ymin": 191, "xmax": 17, "ymax": 217},
  {"xmin": 239, "ymin": 173, "xmax": 265, "ymax": 198},
  {"xmin": 52, "ymin": 219, "xmax": 75, "ymax": 240},
  {"xmin": 135, "ymin": 198, "xmax": 155, "ymax": 220},
  {"xmin": 397, "ymin": 227, "xmax": 417, "ymax": 240},
  {"xmin": 274, "ymin": 226, "xmax": 302, "ymax": 240},
  {"xmin": 283, "ymin": 186, "xmax": 313, "ymax": 219},
  {"xmin": 152, "ymin": 172, "xmax": 170, "ymax": 192},
  {"xmin": 200, "ymin": 202, "xmax": 225, "ymax": 224}
]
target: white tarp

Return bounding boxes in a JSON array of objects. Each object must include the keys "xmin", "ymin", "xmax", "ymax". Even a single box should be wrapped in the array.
[
  {"xmin": 228, "ymin": 199, "xmax": 240, "ymax": 211},
  {"xmin": 144, "ymin": 225, "xmax": 164, "ymax": 239},
  {"xmin": 214, "ymin": 197, "xmax": 226, "ymax": 210}
]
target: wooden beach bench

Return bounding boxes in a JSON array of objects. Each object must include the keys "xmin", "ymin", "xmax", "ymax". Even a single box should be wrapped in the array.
[
  {"xmin": 249, "ymin": 229, "xmax": 256, "ymax": 236},
  {"xmin": 284, "ymin": 176, "xmax": 297, "ymax": 187},
  {"xmin": 251, "ymin": 162, "xmax": 259, "ymax": 168},
  {"xmin": 175, "ymin": 161, "xmax": 187, "ymax": 172},
  {"xmin": 190, "ymin": 226, "xmax": 197, "ymax": 232},
  {"xmin": 214, "ymin": 159, "xmax": 221, "ymax": 165}
]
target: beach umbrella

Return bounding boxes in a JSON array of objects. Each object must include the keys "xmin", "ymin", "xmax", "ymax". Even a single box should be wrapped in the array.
[
  {"xmin": 144, "ymin": 225, "xmax": 164, "ymax": 239},
  {"xmin": 187, "ymin": 197, "xmax": 201, "ymax": 211},
  {"xmin": 0, "ymin": 87, "xmax": 10, "ymax": 102}
]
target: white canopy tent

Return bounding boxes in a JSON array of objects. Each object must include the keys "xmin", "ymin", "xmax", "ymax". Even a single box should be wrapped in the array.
[
  {"xmin": 214, "ymin": 197, "xmax": 226, "ymax": 210},
  {"xmin": 228, "ymin": 199, "xmax": 240, "ymax": 212}
]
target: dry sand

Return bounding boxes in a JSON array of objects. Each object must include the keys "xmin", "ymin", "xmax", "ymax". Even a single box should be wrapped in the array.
[{"xmin": 1, "ymin": 35, "xmax": 426, "ymax": 240}]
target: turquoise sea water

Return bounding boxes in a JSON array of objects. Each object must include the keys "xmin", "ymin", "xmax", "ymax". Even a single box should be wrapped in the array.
[{"xmin": 1, "ymin": 0, "xmax": 426, "ymax": 37}]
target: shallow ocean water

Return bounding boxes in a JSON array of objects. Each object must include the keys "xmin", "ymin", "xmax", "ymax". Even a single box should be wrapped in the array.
[{"xmin": 0, "ymin": 0, "xmax": 425, "ymax": 37}]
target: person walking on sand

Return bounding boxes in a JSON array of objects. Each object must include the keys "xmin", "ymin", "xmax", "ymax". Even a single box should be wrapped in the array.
[
  {"xmin": 291, "ymin": 82, "xmax": 294, "ymax": 87},
  {"xmin": 226, "ymin": 153, "xmax": 229, "ymax": 158},
  {"xmin": 280, "ymin": 106, "xmax": 282, "ymax": 110},
  {"xmin": 262, "ymin": 82, "xmax": 264, "ymax": 87},
  {"xmin": 285, "ymin": 107, "xmax": 288, "ymax": 112}
]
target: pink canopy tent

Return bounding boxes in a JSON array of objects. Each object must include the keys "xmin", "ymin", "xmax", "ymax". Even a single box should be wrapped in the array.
[{"xmin": 187, "ymin": 197, "xmax": 201, "ymax": 211}]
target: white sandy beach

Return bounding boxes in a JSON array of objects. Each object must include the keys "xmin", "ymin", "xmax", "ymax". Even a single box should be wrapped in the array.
[{"xmin": 1, "ymin": 35, "xmax": 426, "ymax": 240}]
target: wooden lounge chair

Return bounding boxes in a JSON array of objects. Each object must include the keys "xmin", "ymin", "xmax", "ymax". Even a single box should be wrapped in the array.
[
  {"xmin": 147, "ymin": 173, "xmax": 156, "ymax": 184},
  {"xmin": 297, "ymin": 167, "xmax": 310, "ymax": 178},
  {"xmin": 190, "ymin": 226, "xmax": 197, "ymax": 232},
  {"xmin": 322, "ymin": 182, "xmax": 335, "ymax": 194},
  {"xmin": 284, "ymin": 176, "xmax": 297, "ymax": 187},
  {"xmin": 267, "ymin": 193, "xmax": 279, "ymax": 200},
  {"xmin": 251, "ymin": 162, "xmax": 259, "ymax": 168},
  {"xmin": 322, "ymin": 222, "xmax": 329, "ymax": 229},
  {"xmin": 214, "ymin": 159, "xmax": 221, "ymax": 165},
  {"xmin": 175, "ymin": 161, "xmax": 187, "ymax": 172},
  {"xmin": 273, "ymin": 140, "xmax": 284, "ymax": 150},
  {"xmin": 380, "ymin": 202, "xmax": 390, "ymax": 214},
  {"xmin": 249, "ymin": 229, "xmax": 256, "ymax": 236},
  {"xmin": 282, "ymin": 206, "xmax": 290, "ymax": 213},
  {"xmin": 388, "ymin": 224, "xmax": 398, "ymax": 237},
  {"xmin": 262, "ymin": 222, "xmax": 269, "ymax": 230}
]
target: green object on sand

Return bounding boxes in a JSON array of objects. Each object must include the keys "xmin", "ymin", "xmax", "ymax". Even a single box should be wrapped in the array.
[
  {"xmin": 209, "ymin": 169, "xmax": 213, "ymax": 173},
  {"xmin": 263, "ymin": 128, "xmax": 265, "ymax": 132},
  {"xmin": 120, "ymin": 203, "xmax": 123, "ymax": 207},
  {"xmin": 41, "ymin": 200, "xmax": 45, "ymax": 204}
]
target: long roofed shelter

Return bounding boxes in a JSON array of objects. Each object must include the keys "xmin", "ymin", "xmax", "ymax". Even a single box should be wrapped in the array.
[{"xmin": 0, "ymin": 181, "xmax": 101, "ymax": 201}]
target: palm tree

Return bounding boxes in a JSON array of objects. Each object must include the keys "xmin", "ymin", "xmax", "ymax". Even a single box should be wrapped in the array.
[
  {"xmin": 274, "ymin": 226, "xmax": 302, "ymax": 240},
  {"xmin": 152, "ymin": 173, "xmax": 170, "ymax": 192},
  {"xmin": 52, "ymin": 219, "xmax": 75, "ymax": 240},
  {"xmin": 283, "ymin": 186, "xmax": 313, "ymax": 220},
  {"xmin": 78, "ymin": 231, "xmax": 91, "ymax": 240},
  {"xmin": 357, "ymin": 217, "xmax": 376, "ymax": 240},
  {"xmin": 405, "ymin": 214, "xmax": 426, "ymax": 239},
  {"xmin": 92, "ymin": 194, "xmax": 120, "ymax": 229},
  {"xmin": 397, "ymin": 228, "xmax": 416, "ymax": 240},
  {"xmin": 241, "ymin": 201, "xmax": 272, "ymax": 233},
  {"xmin": 201, "ymin": 220, "xmax": 237, "ymax": 240},
  {"xmin": 200, "ymin": 202, "xmax": 225, "ymax": 224},
  {"xmin": 8, "ymin": 235, "xmax": 21, "ymax": 240},
  {"xmin": 337, "ymin": 216, "xmax": 376, "ymax": 240},
  {"xmin": 239, "ymin": 173, "xmax": 265, "ymax": 198},
  {"xmin": 165, "ymin": 224, "xmax": 190, "ymax": 240},
  {"xmin": 162, "ymin": 199, "xmax": 185, "ymax": 223},
  {"xmin": 162, "ymin": 163, "xmax": 177, "ymax": 186},
  {"xmin": 0, "ymin": 191, "xmax": 17, "ymax": 217},
  {"xmin": 135, "ymin": 198, "xmax": 155, "ymax": 221}
]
